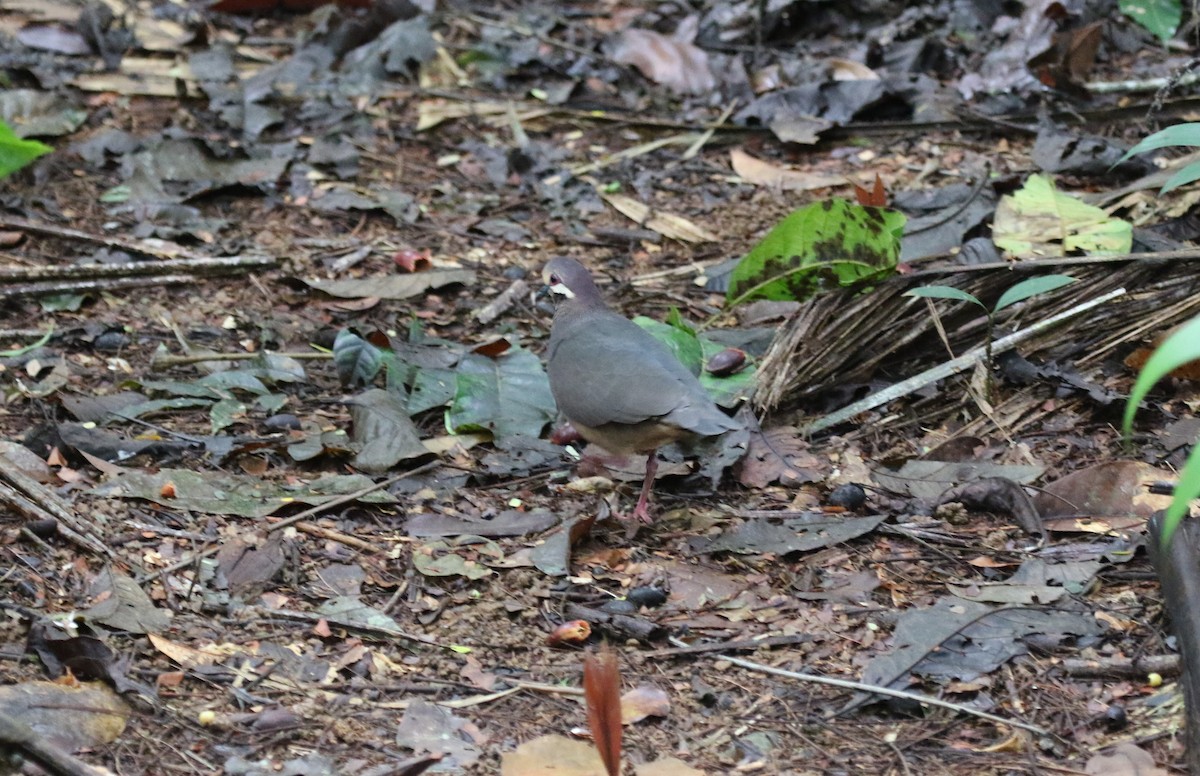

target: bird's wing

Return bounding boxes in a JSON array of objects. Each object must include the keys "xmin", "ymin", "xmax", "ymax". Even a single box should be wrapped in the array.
[{"xmin": 548, "ymin": 316, "xmax": 705, "ymax": 429}]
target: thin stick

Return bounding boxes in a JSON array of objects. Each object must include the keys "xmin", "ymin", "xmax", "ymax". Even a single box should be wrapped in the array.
[
  {"xmin": 0, "ymin": 254, "xmax": 276, "ymax": 281},
  {"xmin": 0, "ymin": 215, "xmax": 275, "ymax": 266},
  {"xmin": 150, "ymin": 351, "xmax": 331, "ymax": 369},
  {"xmin": 667, "ymin": 636, "xmax": 1048, "ymax": 735}
]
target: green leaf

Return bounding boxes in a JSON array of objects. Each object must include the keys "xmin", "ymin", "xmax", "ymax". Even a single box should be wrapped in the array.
[
  {"xmin": 664, "ymin": 307, "xmax": 696, "ymax": 336},
  {"xmin": 904, "ymin": 285, "xmax": 984, "ymax": 308},
  {"xmin": 1123, "ymin": 314, "xmax": 1200, "ymax": 548},
  {"xmin": 1119, "ymin": 0, "xmax": 1182, "ymax": 43},
  {"xmin": 726, "ymin": 199, "xmax": 905, "ymax": 306},
  {"xmin": 1123, "ymin": 315, "xmax": 1200, "ymax": 437},
  {"xmin": 349, "ymin": 388, "xmax": 428, "ymax": 473},
  {"xmin": 633, "ymin": 317, "xmax": 704, "ymax": 375},
  {"xmin": 0, "ymin": 119, "xmax": 51, "ymax": 178},
  {"xmin": 39, "ymin": 293, "xmax": 87, "ymax": 312},
  {"xmin": 633, "ymin": 316, "xmax": 756, "ymax": 408},
  {"xmin": 209, "ymin": 398, "xmax": 246, "ymax": 434},
  {"xmin": 1157, "ymin": 446, "xmax": 1200, "ymax": 550},
  {"xmin": 1118, "ymin": 122, "xmax": 1200, "ymax": 164},
  {"xmin": 1161, "ymin": 160, "xmax": 1200, "ymax": 194},
  {"xmin": 993, "ymin": 275, "xmax": 1076, "ymax": 313},
  {"xmin": 333, "ymin": 329, "xmax": 383, "ymax": 388},
  {"xmin": 448, "ymin": 346, "xmax": 556, "ymax": 442}
]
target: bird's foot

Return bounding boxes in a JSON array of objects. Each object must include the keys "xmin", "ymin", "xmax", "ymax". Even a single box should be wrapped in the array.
[{"xmin": 629, "ymin": 493, "xmax": 654, "ymax": 524}]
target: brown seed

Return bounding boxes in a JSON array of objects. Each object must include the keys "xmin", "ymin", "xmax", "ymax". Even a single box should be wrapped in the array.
[{"xmin": 706, "ymin": 347, "xmax": 746, "ymax": 376}]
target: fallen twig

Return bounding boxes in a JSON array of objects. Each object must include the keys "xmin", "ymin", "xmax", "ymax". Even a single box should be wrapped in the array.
[
  {"xmin": 667, "ymin": 635, "xmax": 1049, "ymax": 735},
  {"xmin": 0, "ymin": 462, "xmax": 111, "ymax": 558}
]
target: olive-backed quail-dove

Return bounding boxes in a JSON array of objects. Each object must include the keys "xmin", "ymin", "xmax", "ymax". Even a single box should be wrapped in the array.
[{"xmin": 542, "ymin": 257, "xmax": 740, "ymax": 521}]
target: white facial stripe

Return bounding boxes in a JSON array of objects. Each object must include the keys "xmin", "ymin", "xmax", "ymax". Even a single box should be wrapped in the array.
[{"xmin": 550, "ymin": 282, "xmax": 574, "ymax": 298}]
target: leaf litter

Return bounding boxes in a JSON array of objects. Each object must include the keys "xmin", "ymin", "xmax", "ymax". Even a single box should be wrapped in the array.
[{"xmin": 0, "ymin": 0, "xmax": 1197, "ymax": 773}]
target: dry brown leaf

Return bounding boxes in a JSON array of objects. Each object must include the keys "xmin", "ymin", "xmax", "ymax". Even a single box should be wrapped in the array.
[
  {"xmin": 736, "ymin": 426, "xmax": 825, "ymax": 488},
  {"xmin": 0, "ymin": 681, "xmax": 129, "ymax": 752},
  {"xmin": 620, "ymin": 685, "xmax": 670, "ymax": 724},
  {"xmin": 148, "ymin": 633, "xmax": 238, "ymax": 668},
  {"xmin": 827, "ymin": 57, "xmax": 880, "ymax": 80},
  {"xmin": 500, "ymin": 735, "xmax": 608, "ymax": 776},
  {"xmin": 729, "ymin": 148, "xmax": 846, "ymax": 191},
  {"xmin": 635, "ymin": 758, "xmax": 706, "ymax": 776},
  {"xmin": 607, "ymin": 18, "xmax": 714, "ymax": 95},
  {"xmin": 1085, "ymin": 743, "xmax": 1168, "ymax": 776},
  {"xmin": 601, "ymin": 193, "xmax": 719, "ymax": 243},
  {"xmin": 1032, "ymin": 461, "xmax": 1173, "ymax": 520}
]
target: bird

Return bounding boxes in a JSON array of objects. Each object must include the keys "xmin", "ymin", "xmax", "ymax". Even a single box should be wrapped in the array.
[{"xmin": 541, "ymin": 257, "xmax": 740, "ymax": 522}]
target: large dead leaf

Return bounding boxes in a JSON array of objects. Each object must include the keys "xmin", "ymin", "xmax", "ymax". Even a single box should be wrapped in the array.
[
  {"xmin": 601, "ymin": 193, "xmax": 719, "ymax": 243},
  {"xmin": 501, "ymin": 735, "xmax": 607, "ymax": 776},
  {"xmin": 729, "ymin": 148, "xmax": 846, "ymax": 191},
  {"xmin": 607, "ymin": 17, "xmax": 714, "ymax": 95},
  {"xmin": 303, "ymin": 268, "xmax": 475, "ymax": 300},
  {"xmin": 0, "ymin": 681, "xmax": 128, "ymax": 752},
  {"xmin": 1033, "ymin": 461, "xmax": 1173, "ymax": 522}
]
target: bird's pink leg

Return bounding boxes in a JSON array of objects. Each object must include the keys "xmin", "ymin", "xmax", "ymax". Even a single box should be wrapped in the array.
[{"xmin": 630, "ymin": 451, "xmax": 658, "ymax": 523}]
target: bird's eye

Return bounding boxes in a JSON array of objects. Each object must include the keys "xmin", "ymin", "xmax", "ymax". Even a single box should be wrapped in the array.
[{"xmin": 549, "ymin": 274, "xmax": 561, "ymax": 285}]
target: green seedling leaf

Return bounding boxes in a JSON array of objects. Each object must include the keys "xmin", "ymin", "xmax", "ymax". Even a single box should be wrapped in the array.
[
  {"xmin": 1124, "ymin": 315, "xmax": 1200, "ymax": 547},
  {"xmin": 1159, "ymin": 448, "xmax": 1200, "ymax": 551},
  {"xmin": 664, "ymin": 307, "xmax": 696, "ymax": 336},
  {"xmin": 993, "ymin": 174, "xmax": 1132, "ymax": 258},
  {"xmin": 1123, "ymin": 315, "xmax": 1200, "ymax": 437},
  {"xmin": 449, "ymin": 346, "xmax": 556, "ymax": 442},
  {"xmin": 993, "ymin": 275, "xmax": 1076, "ymax": 313},
  {"xmin": 726, "ymin": 199, "xmax": 905, "ymax": 306},
  {"xmin": 1119, "ymin": 0, "xmax": 1182, "ymax": 43},
  {"xmin": 1116, "ymin": 121, "xmax": 1200, "ymax": 192},
  {"xmin": 1161, "ymin": 161, "xmax": 1200, "ymax": 194},
  {"xmin": 0, "ymin": 119, "xmax": 51, "ymax": 178},
  {"xmin": 904, "ymin": 285, "xmax": 984, "ymax": 308},
  {"xmin": 1118, "ymin": 122, "xmax": 1200, "ymax": 163}
]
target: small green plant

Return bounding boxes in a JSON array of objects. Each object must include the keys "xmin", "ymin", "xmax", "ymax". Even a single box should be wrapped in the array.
[
  {"xmin": 0, "ymin": 118, "xmax": 52, "ymax": 178},
  {"xmin": 904, "ymin": 275, "xmax": 1077, "ymax": 366},
  {"xmin": 1118, "ymin": 122, "xmax": 1200, "ymax": 194},
  {"xmin": 1123, "ymin": 315, "xmax": 1200, "ymax": 548}
]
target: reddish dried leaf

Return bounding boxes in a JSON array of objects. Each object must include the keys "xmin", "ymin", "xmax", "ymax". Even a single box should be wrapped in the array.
[
  {"xmin": 853, "ymin": 174, "xmax": 888, "ymax": 207},
  {"xmin": 608, "ymin": 21, "xmax": 714, "ymax": 95},
  {"xmin": 583, "ymin": 646, "xmax": 622, "ymax": 776},
  {"xmin": 735, "ymin": 426, "xmax": 824, "ymax": 488},
  {"xmin": 472, "ymin": 338, "xmax": 511, "ymax": 358}
]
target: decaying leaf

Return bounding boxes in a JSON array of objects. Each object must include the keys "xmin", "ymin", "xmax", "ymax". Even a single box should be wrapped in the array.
[
  {"xmin": 607, "ymin": 17, "xmax": 714, "ymax": 95},
  {"xmin": 993, "ymin": 174, "xmax": 1133, "ymax": 258}
]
